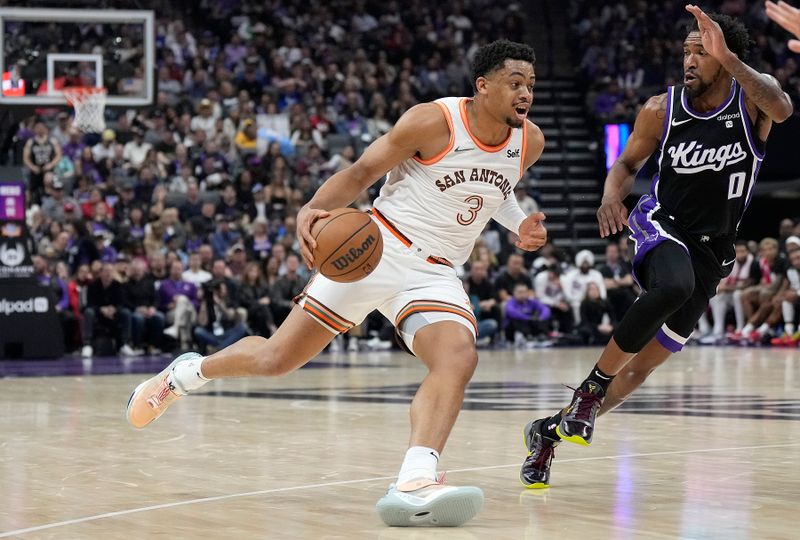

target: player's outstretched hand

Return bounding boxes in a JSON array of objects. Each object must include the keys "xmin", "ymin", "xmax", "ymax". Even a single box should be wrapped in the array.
[
  {"xmin": 296, "ymin": 204, "xmax": 331, "ymax": 269},
  {"xmin": 766, "ymin": 0, "xmax": 800, "ymax": 53},
  {"xmin": 597, "ymin": 195, "xmax": 629, "ymax": 238},
  {"xmin": 517, "ymin": 212, "xmax": 547, "ymax": 251}
]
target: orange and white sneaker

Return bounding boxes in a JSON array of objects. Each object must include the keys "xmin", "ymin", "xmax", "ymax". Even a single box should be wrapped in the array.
[
  {"xmin": 375, "ymin": 474, "xmax": 483, "ymax": 527},
  {"xmin": 126, "ymin": 352, "xmax": 201, "ymax": 429}
]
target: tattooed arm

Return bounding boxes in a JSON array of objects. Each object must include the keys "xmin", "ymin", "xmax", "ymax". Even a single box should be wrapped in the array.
[{"xmin": 721, "ymin": 62, "xmax": 793, "ymax": 123}]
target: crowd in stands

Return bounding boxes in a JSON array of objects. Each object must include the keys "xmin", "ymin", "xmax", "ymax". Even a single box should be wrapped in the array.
[
  {"xmin": 696, "ymin": 229, "xmax": 800, "ymax": 346},
  {"xmin": 10, "ymin": 0, "xmax": 528, "ymax": 357},
  {"xmin": 7, "ymin": 1, "xmax": 800, "ymax": 357},
  {"xmin": 569, "ymin": 0, "xmax": 800, "ymax": 122}
]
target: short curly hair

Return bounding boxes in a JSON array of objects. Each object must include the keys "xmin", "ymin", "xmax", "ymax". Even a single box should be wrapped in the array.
[
  {"xmin": 688, "ymin": 12, "xmax": 752, "ymax": 61},
  {"xmin": 471, "ymin": 39, "xmax": 535, "ymax": 91}
]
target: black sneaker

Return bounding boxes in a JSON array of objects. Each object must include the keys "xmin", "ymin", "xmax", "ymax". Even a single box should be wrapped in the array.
[
  {"xmin": 556, "ymin": 381, "xmax": 605, "ymax": 446},
  {"xmin": 519, "ymin": 418, "xmax": 559, "ymax": 489}
]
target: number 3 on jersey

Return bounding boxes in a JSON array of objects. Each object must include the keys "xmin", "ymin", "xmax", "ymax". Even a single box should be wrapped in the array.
[{"xmin": 457, "ymin": 195, "xmax": 484, "ymax": 226}]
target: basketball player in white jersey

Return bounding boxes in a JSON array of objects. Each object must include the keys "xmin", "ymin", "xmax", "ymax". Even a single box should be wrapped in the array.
[{"xmin": 126, "ymin": 40, "xmax": 546, "ymax": 527}]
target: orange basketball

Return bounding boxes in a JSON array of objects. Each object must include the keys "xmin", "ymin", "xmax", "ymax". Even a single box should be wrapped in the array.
[{"xmin": 311, "ymin": 208, "xmax": 383, "ymax": 283}]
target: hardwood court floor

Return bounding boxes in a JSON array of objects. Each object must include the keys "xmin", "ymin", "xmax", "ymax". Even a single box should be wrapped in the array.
[{"xmin": 1, "ymin": 347, "xmax": 799, "ymax": 539}]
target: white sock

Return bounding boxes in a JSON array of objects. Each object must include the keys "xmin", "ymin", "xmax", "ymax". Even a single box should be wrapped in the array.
[
  {"xmin": 783, "ymin": 301, "xmax": 796, "ymax": 335},
  {"xmin": 741, "ymin": 323, "xmax": 754, "ymax": 334},
  {"xmin": 169, "ymin": 356, "xmax": 210, "ymax": 395},
  {"xmin": 397, "ymin": 446, "xmax": 439, "ymax": 485},
  {"xmin": 757, "ymin": 322, "xmax": 770, "ymax": 335}
]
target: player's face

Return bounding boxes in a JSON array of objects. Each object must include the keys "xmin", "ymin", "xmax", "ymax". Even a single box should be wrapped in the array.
[
  {"xmin": 683, "ymin": 33, "xmax": 725, "ymax": 98},
  {"xmin": 480, "ymin": 60, "xmax": 535, "ymax": 129}
]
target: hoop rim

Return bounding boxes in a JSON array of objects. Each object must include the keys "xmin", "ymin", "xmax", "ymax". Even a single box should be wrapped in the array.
[{"xmin": 62, "ymin": 86, "xmax": 108, "ymax": 105}]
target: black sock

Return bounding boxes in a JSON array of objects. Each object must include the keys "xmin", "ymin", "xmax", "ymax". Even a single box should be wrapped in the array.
[
  {"xmin": 539, "ymin": 411, "xmax": 562, "ymax": 440},
  {"xmin": 584, "ymin": 363, "xmax": 615, "ymax": 394}
]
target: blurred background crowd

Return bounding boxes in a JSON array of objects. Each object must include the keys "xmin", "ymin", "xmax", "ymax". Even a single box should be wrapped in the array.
[
  {"xmin": 571, "ymin": 0, "xmax": 800, "ymax": 122},
  {"xmin": 5, "ymin": 0, "xmax": 800, "ymax": 358}
]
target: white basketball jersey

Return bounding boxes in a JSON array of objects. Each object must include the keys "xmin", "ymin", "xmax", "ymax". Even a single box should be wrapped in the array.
[{"xmin": 373, "ymin": 96, "xmax": 527, "ymax": 266}]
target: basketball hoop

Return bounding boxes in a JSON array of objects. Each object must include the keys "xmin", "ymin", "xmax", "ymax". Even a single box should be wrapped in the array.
[{"xmin": 63, "ymin": 87, "xmax": 107, "ymax": 133}]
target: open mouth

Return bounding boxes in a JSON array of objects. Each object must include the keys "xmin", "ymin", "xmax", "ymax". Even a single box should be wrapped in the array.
[
  {"xmin": 684, "ymin": 73, "xmax": 697, "ymax": 84},
  {"xmin": 514, "ymin": 104, "xmax": 529, "ymax": 120}
]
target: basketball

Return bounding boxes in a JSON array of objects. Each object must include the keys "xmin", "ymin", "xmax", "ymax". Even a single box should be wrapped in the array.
[{"xmin": 311, "ymin": 208, "xmax": 383, "ymax": 283}]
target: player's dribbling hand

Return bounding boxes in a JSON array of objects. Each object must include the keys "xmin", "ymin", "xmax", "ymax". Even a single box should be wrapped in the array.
[
  {"xmin": 516, "ymin": 212, "xmax": 547, "ymax": 251},
  {"xmin": 766, "ymin": 0, "xmax": 800, "ymax": 53},
  {"xmin": 597, "ymin": 195, "xmax": 629, "ymax": 237},
  {"xmin": 686, "ymin": 5, "xmax": 732, "ymax": 61},
  {"xmin": 296, "ymin": 204, "xmax": 331, "ymax": 269}
]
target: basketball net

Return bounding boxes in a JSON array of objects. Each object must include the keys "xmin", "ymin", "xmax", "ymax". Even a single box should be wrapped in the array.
[{"xmin": 62, "ymin": 87, "xmax": 107, "ymax": 133}]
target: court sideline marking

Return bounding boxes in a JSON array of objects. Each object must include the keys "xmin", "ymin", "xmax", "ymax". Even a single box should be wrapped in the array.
[{"xmin": 2, "ymin": 441, "xmax": 799, "ymax": 537}]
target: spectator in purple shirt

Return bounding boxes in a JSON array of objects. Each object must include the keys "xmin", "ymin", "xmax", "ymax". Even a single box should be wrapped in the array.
[
  {"xmin": 76, "ymin": 146, "xmax": 103, "ymax": 184},
  {"xmin": 61, "ymin": 129, "xmax": 86, "ymax": 162},
  {"xmin": 160, "ymin": 260, "xmax": 198, "ymax": 347},
  {"xmin": 504, "ymin": 283, "xmax": 552, "ymax": 345}
]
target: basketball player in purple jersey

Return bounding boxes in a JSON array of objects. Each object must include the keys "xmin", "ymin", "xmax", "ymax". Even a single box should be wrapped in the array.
[{"xmin": 520, "ymin": 5, "xmax": 793, "ymax": 488}]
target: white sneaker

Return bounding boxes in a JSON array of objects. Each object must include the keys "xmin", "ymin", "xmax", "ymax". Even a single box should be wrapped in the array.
[
  {"xmin": 81, "ymin": 345, "xmax": 93, "ymax": 358},
  {"xmin": 163, "ymin": 325, "xmax": 179, "ymax": 339},
  {"xmin": 376, "ymin": 475, "xmax": 483, "ymax": 527},
  {"xmin": 126, "ymin": 352, "xmax": 201, "ymax": 429},
  {"xmin": 120, "ymin": 344, "xmax": 142, "ymax": 356}
]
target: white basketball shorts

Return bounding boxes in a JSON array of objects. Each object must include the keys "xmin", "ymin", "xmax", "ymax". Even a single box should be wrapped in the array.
[{"xmin": 295, "ymin": 211, "xmax": 477, "ymax": 354}]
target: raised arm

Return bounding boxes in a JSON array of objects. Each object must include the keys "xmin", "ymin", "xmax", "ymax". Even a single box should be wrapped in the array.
[
  {"xmin": 597, "ymin": 94, "xmax": 665, "ymax": 237},
  {"xmin": 297, "ymin": 102, "xmax": 450, "ymax": 266},
  {"xmin": 688, "ymin": 4, "xmax": 793, "ymax": 123}
]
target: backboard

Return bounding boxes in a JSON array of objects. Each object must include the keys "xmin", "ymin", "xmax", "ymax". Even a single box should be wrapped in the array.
[{"xmin": 0, "ymin": 8, "xmax": 154, "ymax": 107}]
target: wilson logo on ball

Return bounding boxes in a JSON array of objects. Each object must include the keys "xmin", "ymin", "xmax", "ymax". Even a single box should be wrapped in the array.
[
  {"xmin": 331, "ymin": 234, "xmax": 377, "ymax": 271},
  {"xmin": 312, "ymin": 208, "xmax": 384, "ymax": 283}
]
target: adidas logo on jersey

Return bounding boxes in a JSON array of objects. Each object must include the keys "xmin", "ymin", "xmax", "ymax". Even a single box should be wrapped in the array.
[{"xmin": 666, "ymin": 140, "xmax": 747, "ymax": 174}]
